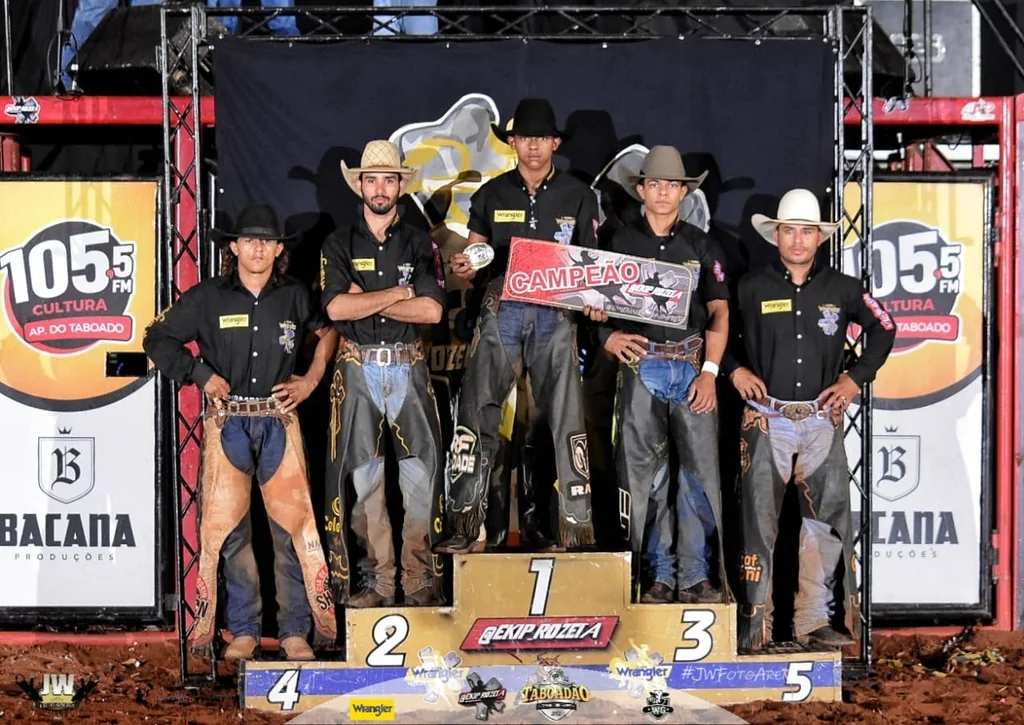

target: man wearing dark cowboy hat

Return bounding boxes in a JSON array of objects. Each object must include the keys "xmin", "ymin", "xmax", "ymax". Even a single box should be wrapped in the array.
[
  {"xmin": 722, "ymin": 189, "xmax": 895, "ymax": 650},
  {"xmin": 143, "ymin": 204, "xmax": 338, "ymax": 661},
  {"xmin": 591, "ymin": 145, "xmax": 730, "ymax": 605},
  {"xmin": 438, "ymin": 98, "xmax": 599, "ymax": 554},
  {"xmin": 321, "ymin": 140, "xmax": 447, "ymax": 608}
]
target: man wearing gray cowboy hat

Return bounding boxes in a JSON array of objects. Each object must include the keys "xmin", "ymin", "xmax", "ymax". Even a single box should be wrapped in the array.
[
  {"xmin": 438, "ymin": 98, "xmax": 600, "ymax": 554},
  {"xmin": 143, "ymin": 203, "xmax": 339, "ymax": 661},
  {"xmin": 321, "ymin": 140, "xmax": 447, "ymax": 608},
  {"xmin": 591, "ymin": 145, "xmax": 729, "ymax": 605},
  {"xmin": 722, "ymin": 188, "xmax": 896, "ymax": 650}
]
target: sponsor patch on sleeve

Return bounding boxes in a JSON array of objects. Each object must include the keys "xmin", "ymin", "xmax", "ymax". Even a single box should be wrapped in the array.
[
  {"xmin": 863, "ymin": 293, "xmax": 895, "ymax": 330},
  {"xmin": 760, "ymin": 299, "xmax": 792, "ymax": 314},
  {"xmin": 494, "ymin": 210, "xmax": 526, "ymax": 223},
  {"xmin": 353, "ymin": 258, "xmax": 375, "ymax": 272},
  {"xmin": 219, "ymin": 314, "xmax": 249, "ymax": 328}
]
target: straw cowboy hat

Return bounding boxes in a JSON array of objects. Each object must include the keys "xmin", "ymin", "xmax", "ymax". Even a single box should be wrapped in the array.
[
  {"xmin": 628, "ymin": 145, "xmax": 708, "ymax": 192},
  {"xmin": 492, "ymin": 98, "xmax": 566, "ymax": 144},
  {"xmin": 341, "ymin": 140, "xmax": 416, "ymax": 197},
  {"xmin": 211, "ymin": 203, "xmax": 298, "ymax": 245},
  {"xmin": 751, "ymin": 189, "xmax": 840, "ymax": 245}
]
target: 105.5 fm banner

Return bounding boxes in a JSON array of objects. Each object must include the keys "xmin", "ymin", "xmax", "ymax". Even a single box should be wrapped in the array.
[
  {"xmin": 844, "ymin": 176, "xmax": 992, "ymax": 616},
  {"xmin": 0, "ymin": 179, "xmax": 159, "ymax": 616}
]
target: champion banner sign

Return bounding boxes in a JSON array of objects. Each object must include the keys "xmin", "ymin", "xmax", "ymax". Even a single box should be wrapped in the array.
[{"xmin": 503, "ymin": 238, "xmax": 697, "ymax": 328}]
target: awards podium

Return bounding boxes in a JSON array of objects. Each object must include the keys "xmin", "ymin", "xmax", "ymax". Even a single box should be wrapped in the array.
[{"xmin": 240, "ymin": 553, "xmax": 842, "ymax": 721}]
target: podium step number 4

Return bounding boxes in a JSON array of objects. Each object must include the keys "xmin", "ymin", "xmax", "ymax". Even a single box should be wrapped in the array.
[{"xmin": 241, "ymin": 553, "xmax": 842, "ymax": 721}]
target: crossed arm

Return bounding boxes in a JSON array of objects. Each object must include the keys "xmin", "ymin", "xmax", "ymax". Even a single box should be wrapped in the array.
[{"xmin": 325, "ymin": 283, "xmax": 442, "ymax": 325}]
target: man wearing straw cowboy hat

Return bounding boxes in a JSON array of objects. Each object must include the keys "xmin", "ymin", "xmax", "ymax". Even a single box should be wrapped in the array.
[
  {"xmin": 143, "ymin": 203, "xmax": 339, "ymax": 661},
  {"xmin": 437, "ymin": 98, "xmax": 600, "ymax": 554},
  {"xmin": 722, "ymin": 188, "xmax": 896, "ymax": 650},
  {"xmin": 321, "ymin": 140, "xmax": 447, "ymax": 607},
  {"xmin": 591, "ymin": 145, "xmax": 730, "ymax": 604}
]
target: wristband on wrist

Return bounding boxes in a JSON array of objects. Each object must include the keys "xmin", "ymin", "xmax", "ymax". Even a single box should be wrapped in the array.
[{"xmin": 702, "ymin": 361, "xmax": 720, "ymax": 377}]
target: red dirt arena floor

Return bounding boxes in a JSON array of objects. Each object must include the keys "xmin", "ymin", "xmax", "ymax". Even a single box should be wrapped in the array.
[{"xmin": 0, "ymin": 629, "xmax": 1020, "ymax": 723}]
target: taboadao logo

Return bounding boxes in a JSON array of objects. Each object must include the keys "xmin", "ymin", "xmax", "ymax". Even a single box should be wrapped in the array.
[
  {"xmin": 0, "ymin": 181, "xmax": 157, "ymax": 410},
  {"xmin": 842, "ymin": 181, "xmax": 985, "ymax": 407}
]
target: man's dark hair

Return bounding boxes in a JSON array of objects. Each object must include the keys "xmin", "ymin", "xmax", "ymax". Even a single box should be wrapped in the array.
[{"xmin": 220, "ymin": 246, "xmax": 290, "ymax": 277}]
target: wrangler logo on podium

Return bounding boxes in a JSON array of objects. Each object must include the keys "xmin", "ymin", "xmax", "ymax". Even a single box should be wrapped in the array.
[{"xmin": 240, "ymin": 553, "xmax": 842, "ymax": 720}]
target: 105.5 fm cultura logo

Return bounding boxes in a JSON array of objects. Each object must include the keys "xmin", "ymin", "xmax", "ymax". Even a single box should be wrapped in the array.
[
  {"xmin": 843, "ymin": 219, "xmax": 963, "ymax": 353},
  {"xmin": 1, "ymin": 220, "xmax": 137, "ymax": 353}
]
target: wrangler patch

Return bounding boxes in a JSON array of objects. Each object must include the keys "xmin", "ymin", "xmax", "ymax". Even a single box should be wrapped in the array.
[
  {"xmin": 494, "ymin": 209, "xmax": 526, "ymax": 223},
  {"xmin": 761, "ymin": 299, "xmax": 792, "ymax": 314},
  {"xmin": 219, "ymin": 314, "xmax": 249, "ymax": 329},
  {"xmin": 353, "ymin": 258, "xmax": 375, "ymax": 272}
]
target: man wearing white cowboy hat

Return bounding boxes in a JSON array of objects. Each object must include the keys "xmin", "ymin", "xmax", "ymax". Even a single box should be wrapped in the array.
[
  {"xmin": 438, "ymin": 98, "xmax": 600, "ymax": 554},
  {"xmin": 321, "ymin": 140, "xmax": 448, "ymax": 608},
  {"xmin": 722, "ymin": 188, "xmax": 896, "ymax": 650},
  {"xmin": 590, "ymin": 145, "xmax": 729, "ymax": 605},
  {"xmin": 143, "ymin": 203, "xmax": 339, "ymax": 661}
]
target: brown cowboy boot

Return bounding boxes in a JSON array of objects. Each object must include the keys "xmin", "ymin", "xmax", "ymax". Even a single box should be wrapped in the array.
[
  {"xmin": 223, "ymin": 635, "xmax": 259, "ymax": 662},
  {"xmin": 405, "ymin": 585, "xmax": 443, "ymax": 607},
  {"xmin": 348, "ymin": 587, "xmax": 395, "ymax": 608},
  {"xmin": 280, "ymin": 636, "xmax": 316, "ymax": 661}
]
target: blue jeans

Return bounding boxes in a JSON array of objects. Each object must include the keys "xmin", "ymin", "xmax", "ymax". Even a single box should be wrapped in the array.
[
  {"xmin": 638, "ymin": 358, "xmax": 717, "ymax": 589},
  {"xmin": 372, "ymin": 0, "xmax": 439, "ymax": 35},
  {"xmin": 219, "ymin": 416, "xmax": 310, "ymax": 640}
]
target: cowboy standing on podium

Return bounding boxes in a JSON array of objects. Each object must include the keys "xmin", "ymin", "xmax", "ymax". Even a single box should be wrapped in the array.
[
  {"xmin": 592, "ymin": 146, "xmax": 729, "ymax": 604},
  {"xmin": 321, "ymin": 140, "xmax": 447, "ymax": 608},
  {"xmin": 143, "ymin": 204, "xmax": 338, "ymax": 661},
  {"xmin": 435, "ymin": 98, "xmax": 599, "ymax": 554},
  {"xmin": 723, "ymin": 189, "xmax": 896, "ymax": 650}
]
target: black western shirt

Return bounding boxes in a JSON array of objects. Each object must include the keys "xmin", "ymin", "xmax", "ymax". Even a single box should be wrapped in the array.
[
  {"xmin": 142, "ymin": 272, "xmax": 324, "ymax": 398},
  {"xmin": 467, "ymin": 167, "xmax": 600, "ymax": 285},
  {"xmin": 599, "ymin": 217, "xmax": 730, "ymax": 345},
  {"xmin": 320, "ymin": 217, "xmax": 446, "ymax": 345},
  {"xmin": 723, "ymin": 262, "xmax": 897, "ymax": 401}
]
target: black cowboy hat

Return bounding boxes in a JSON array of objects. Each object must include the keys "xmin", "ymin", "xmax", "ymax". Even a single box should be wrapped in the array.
[
  {"xmin": 211, "ymin": 204, "xmax": 299, "ymax": 245},
  {"xmin": 491, "ymin": 98, "xmax": 568, "ymax": 144}
]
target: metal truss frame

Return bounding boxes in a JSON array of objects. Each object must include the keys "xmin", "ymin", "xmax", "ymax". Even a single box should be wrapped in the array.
[{"xmin": 159, "ymin": 3, "xmax": 874, "ymax": 682}]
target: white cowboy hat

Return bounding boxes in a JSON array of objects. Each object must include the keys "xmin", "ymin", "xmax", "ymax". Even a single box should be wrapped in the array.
[
  {"xmin": 750, "ymin": 189, "xmax": 840, "ymax": 245},
  {"xmin": 341, "ymin": 140, "xmax": 416, "ymax": 197}
]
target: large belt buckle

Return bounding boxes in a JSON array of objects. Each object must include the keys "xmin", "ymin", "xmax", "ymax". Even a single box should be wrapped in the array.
[
  {"xmin": 375, "ymin": 347, "xmax": 393, "ymax": 366},
  {"xmin": 779, "ymin": 402, "xmax": 815, "ymax": 421}
]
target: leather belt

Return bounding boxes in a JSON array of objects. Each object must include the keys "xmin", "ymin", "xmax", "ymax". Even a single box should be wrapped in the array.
[
  {"xmin": 755, "ymin": 397, "xmax": 827, "ymax": 422},
  {"xmin": 339, "ymin": 338, "xmax": 424, "ymax": 365},
  {"xmin": 646, "ymin": 335, "xmax": 703, "ymax": 365},
  {"xmin": 207, "ymin": 396, "xmax": 290, "ymax": 423}
]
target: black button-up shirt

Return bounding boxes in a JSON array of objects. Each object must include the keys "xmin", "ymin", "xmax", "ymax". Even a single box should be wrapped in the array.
[
  {"xmin": 599, "ymin": 217, "xmax": 730, "ymax": 344},
  {"xmin": 320, "ymin": 216, "xmax": 446, "ymax": 345},
  {"xmin": 142, "ymin": 272, "xmax": 324, "ymax": 397},
  {"xmin": 723, "ymin": 262, "xmax": 897, "ymax": 400},
  {"xmin": 468, "ymin": 167, "xmax": 599, "ymax": 285}
]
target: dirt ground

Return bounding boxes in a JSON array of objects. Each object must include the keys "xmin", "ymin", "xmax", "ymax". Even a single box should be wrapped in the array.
[{"xmin": 0, "ymin": 629, "xmax": 1021, "ymax": 724}]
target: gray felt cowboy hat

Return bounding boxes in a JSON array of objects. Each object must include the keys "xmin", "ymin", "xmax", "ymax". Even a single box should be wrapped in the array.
[
  {"xmin": 211, "ymin": 204, "xmax": 298, "ymax": 245},
  {"xmin": 750, "ymin": 189, "xmax": 840, "ymax": 245},
  {"xmin": 628, "ymin": 145, "xmax": 708, "ymax": 192},
  {"xmin": 341, "ymin": 140, "xmax": 416, "ymax": 198}
]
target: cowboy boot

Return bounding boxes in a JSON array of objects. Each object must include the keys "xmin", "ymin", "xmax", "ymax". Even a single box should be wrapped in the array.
[{"xmin": 518, "ymin": 445, "xmax": 562, "ymax": 552}]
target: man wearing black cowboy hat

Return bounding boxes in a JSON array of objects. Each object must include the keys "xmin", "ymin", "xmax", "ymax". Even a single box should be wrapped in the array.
[
  {"xmin": 438, "ymin": 98, "xmax": 599, "ymax": 554},
  {"xmin": 143, "ymin": 203, "xmax": 338, "ymax": 661},
  {"xmin": 591, "ymin": 145, "xmax": 730, "ymax": 605}
]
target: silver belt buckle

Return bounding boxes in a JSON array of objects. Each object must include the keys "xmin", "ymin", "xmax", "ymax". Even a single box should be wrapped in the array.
[
  {"xmin": 376, "ymin": 347, "xmax": 393, "ymax": 365},
  {"xmin": 780, "ymin": 402, "xmax": 815, "ymax": 421}
]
